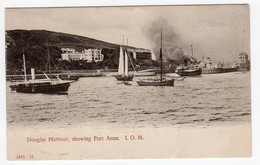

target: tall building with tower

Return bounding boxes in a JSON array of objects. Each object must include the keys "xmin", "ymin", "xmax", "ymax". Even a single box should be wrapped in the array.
[{"xmin": 238, "ymin": 52, "xmax": 250, "ymax": 71}]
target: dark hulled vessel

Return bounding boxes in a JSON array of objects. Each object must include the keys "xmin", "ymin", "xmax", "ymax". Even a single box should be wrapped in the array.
[
  {"xmin": 115, "ymin": 75, "xmax": 134, "ymax": 81},
  {"xmin": 10, "ymin": 80, "xmax": 70, "ymax": 94},
  {"xmin": 9, "ymin": 42, "xmax": 71, "ymax": 94},
  {"xmin": 177, "ymin": 68, "xmax": 202, "ymax": 76},
  {"xmin": 202, "ymin": 67, "xmax": 238, "ymax": 74},
  {"xmin": 137, "ymin": 78, "xmax": 174, "ymax": 86}
]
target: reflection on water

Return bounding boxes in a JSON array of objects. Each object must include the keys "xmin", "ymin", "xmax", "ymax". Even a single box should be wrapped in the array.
[{"xmin": 6, "ymin": 72, "xmax": 251, "ymax": 129}]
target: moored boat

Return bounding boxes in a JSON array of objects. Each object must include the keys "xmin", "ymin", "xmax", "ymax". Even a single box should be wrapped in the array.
[
  {"xmin": 115, "ymin": 46, "xmax": 134, "ymax": 81},
  {"xmin": 10, "ymin": 79, "xmax": 71, "ymax": 94},
  {"xmin": 115, "ymin": 74, "xmax": 134, "ymax": 81},
  {"xmin": 137, "ymin": 78, "xmax": 174, "ymax": 86},
  {"xmin": 9, "ymin": 42, "xmax": 71, "ymax": 94},
  {"xmin": 202, "ymin": 67, "xmax": 238, "ymax": 74},
  {"xmin": 177, "ymin": 68, "xmax": 202, "ymax": 76},
  {"xmin": 221, "ymin": 67, "xmax": 238, "ymax": 73},
  {"xmin": 137, "ymin": 29, "xmax": 174, "ymax": 86},
  {"xmin": 176, "ymin": 44, "xmax": 202, "ymax": 77}
]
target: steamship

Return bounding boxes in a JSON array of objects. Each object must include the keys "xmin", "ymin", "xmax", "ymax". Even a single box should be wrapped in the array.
[
  {"xmin": 10, "ymin": 78, "xmax": 71, "ymax": 94},
  {"xmin": 9, "ymin": 52, "xmax": 71, "ymax": 94}
]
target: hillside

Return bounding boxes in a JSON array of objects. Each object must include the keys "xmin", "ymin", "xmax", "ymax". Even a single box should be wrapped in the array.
[{"xmin": 5, "ymin": 30, "xmax": 129, "ymax": 74}]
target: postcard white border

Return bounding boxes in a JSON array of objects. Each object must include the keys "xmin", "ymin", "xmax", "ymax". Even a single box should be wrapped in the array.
[{"xmin": 0, "ymin": 0, "xmax": 260, "ymax": 165}]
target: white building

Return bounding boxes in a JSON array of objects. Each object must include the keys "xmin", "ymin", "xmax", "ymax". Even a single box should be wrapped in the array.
[
  {"xmin": 61, "ymin": 48, "xmax": 76, "ymax": 53},
  {"xmin": 125, "ymin": 47, "xmax": 151, "ymax": 60},
  {"xmin": 83, "ymin": 49, "xmax": 104, "ymax": 62},
  {"xmin": 61, "ymin": 48, "xmax": 104, "ymax": 62}
]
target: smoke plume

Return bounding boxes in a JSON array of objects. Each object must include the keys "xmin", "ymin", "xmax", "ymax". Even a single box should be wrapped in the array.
[{"xmin": 144, "ymin": 18, "xmax": 184, "ymax": 61}]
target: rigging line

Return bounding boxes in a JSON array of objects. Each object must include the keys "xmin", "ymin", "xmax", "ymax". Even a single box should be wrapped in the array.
[
  {"xmin": 20, "ymin": 37, "xmax": 44, "ymax": 50},
  {"xmin": 126, "ymin": 51, "xmax": 136, "ymax": 72},
  {"xmin": 49, "ymin": 46, "xmax": 62, "ymax": 56},
  {"xmin": 49, "ymin": 55, "xmax": 62, "ymax": 70},
  {"xmin": 45, "ymin": 57, "xmax": 48, "ymax": 72},
  {"xmin": 163, "ymin": 39, "xmax": 183, "ymax": 46},
  {"xmin": 27, "ymin": 31, "xmax": 41, "ymax": 40},
  {"xmin": 48, "ymin": 46, "xmax": 65, "ymax": 70},
  {"xmin": 72, "ymin": 36, "xmax": 90, "ymax": 46},
  {"xmin": 72, "ymin": 35, "xmax": 115, "ymax": 50},
  {"xmin": 154, "ymin": 52, "xmax": 178, "ymax": 68},
  {"xmin": 49, "ymin": 46, "xmax": 65, "ymax": 70},
  {"xmin": 20, "ymin": 32, "xmax": 24, "ymax": 54},
  {"xmin": 19, "ymin": 33, "xmax": 39, "ymax": 46},
  {"xmin": 44, "ymin": 44, "xmax": 49, "ymax": 73},
  {"xmin": 73, "ymin": 35, "xmax": 117, "ymax": 50},
  {"xmin": 164, "ymin": 40, "xmax": 176, "ymax": 44},
  {"xmin": 38, "ymin": 55, "xmax": 48, "ymax": 65}
]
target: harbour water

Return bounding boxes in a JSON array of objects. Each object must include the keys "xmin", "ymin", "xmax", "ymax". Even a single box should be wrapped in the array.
[{"xmin": 6, "ymin": 72, "xmax": 251, "ymax": 130}]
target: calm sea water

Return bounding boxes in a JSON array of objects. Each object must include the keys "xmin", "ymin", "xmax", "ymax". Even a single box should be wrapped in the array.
[{"xmin": 6, "ymin": 72, "xmax": 251, "ymax": 129}]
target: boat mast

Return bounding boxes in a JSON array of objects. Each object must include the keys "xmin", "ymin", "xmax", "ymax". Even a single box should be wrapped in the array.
[
  {"xmin": 122, "ymin": 35, "xmax": 125, "ymax": 77},
  {"xmin": 47, "ymin": 39, "xmax": 52, "ymax": 80},
  {"xmin": 125, "ymin": 38, "xmax": 129, "ymax": 76},
  {"xmin": 21, "ymin": 32, "xmax": 27, "ymax": 81},
  {"xmin": 23, "ymin": 54, "xmax": 27, "ymax": 81},
  {"xmin": 180, "ymin": 47, "xmax": 184, "ymax": 67},
  {"xmin": 160, "ymin": 28, "xmax": 163, "ymax": 82},
  {"xmin": 190, "ymin": 44, "xmax": 193, "ymax": 57}
]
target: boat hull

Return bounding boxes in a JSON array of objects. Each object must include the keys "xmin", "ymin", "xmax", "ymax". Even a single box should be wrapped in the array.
[
  {"xmin": 9, "ymin": 82, "xmax": 70, "ymax": 94},
  {"xmin": 202, "ymin": 68, "xmax": 238, "ymax": 74},
  {"xmin": 221, "ymin": 67, "xmax": 238, "ymax": 73},
  {"xmin": 177, "ymin": 69, "xmax": 202, "ymax": 76},
  {"xmin": 115, "ymin": 75, "xmax": 134, "ymax": 81},
  {"xmin": 137, "ymin": 79, "xmax": 174, "ymax": 86}
]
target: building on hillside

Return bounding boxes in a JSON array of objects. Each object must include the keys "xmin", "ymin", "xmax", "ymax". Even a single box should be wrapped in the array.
[
  {"xmin": 238, "ymin": 52, "xmax": 250, "ymax": 71},
  {"xmin": 61, "ymin": 48, "xmax": 104, "ymax": 62},
  {"xmin": 61, "ymin": 48, "xmax": 76, "ymax": 53},
  {"xmin": 83, "ymin": 49, "xmax": 104, "ymax": 62},
  {"xmin": 126, "ymin": 47, "xmax": 152, "ymax": 60},
  {"xmin": 135, "ymin": 50, "xmax": 152, "ymax": 60}
]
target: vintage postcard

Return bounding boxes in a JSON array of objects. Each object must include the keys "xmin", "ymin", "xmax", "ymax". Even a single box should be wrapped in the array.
[{"xmin": 4, "ymin": 4, "xmax": 251, "ymax": 160}]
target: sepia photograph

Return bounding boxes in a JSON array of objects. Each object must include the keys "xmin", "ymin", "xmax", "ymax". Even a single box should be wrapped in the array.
[{"xmin": 3, "ymin": 3, "xmax": 253, "ymax": 161}]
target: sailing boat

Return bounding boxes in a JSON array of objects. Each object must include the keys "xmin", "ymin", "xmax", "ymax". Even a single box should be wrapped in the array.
[
  {"xmin": 115, "ymin": 46, "xmax": 134, "ymax": 81},
  {"xmin": 9, "ymin": 42, "xmax": 71, "ymax": 94},
  {"xmin": 136, "ymin": 29, "xmax": 174, "ymax": 86}
]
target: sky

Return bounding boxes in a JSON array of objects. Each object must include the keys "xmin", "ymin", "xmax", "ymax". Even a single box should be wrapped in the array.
[{"xmin": 5, "ymin": 5, "xmax": 250, "ymax": 63}]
